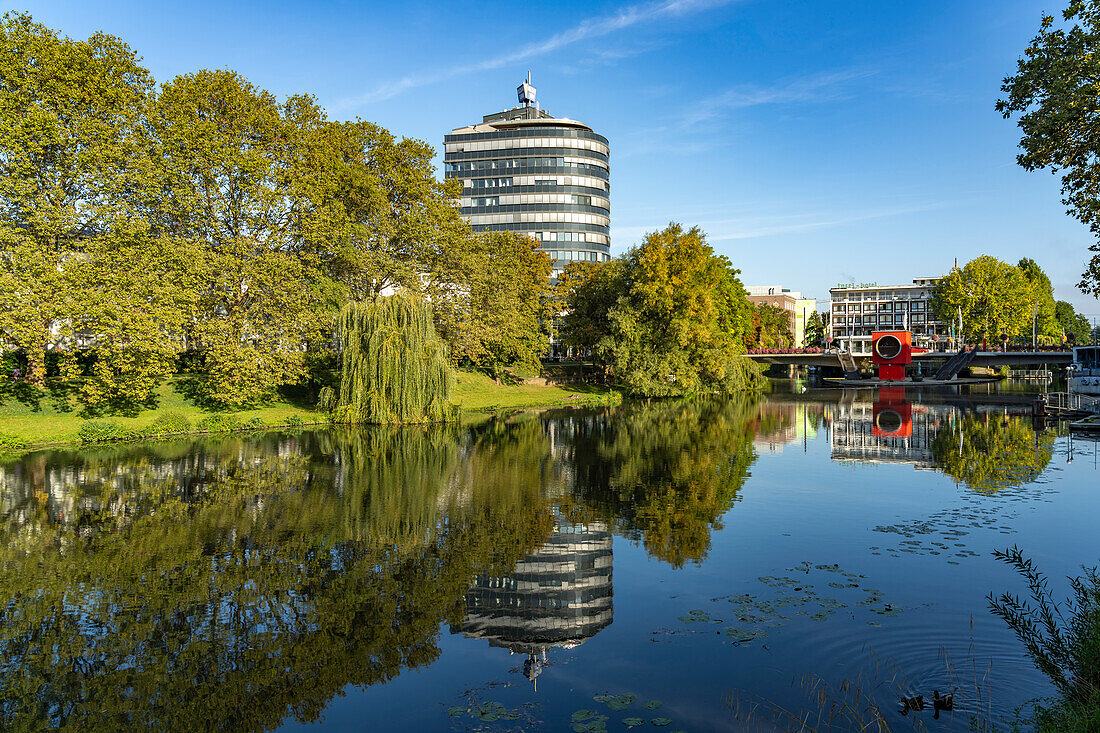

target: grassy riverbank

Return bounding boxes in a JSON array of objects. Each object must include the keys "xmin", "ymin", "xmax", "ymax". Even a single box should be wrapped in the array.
[
  {"xmin": 0, "ymin": 379, "xmax": 320, "ymax": 447},
  {"xmin": 452, "ymin": 370, "xmax": 617, "ymax": 411},
  {"xmin": 0, "ymin": 370, "xmax": 618, "ymax": 448}
]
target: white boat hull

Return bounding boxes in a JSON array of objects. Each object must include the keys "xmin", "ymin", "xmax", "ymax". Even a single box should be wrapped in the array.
[{"xmin": 1069, "ymin": 375, "xmax": 1100, "ymax": 396}]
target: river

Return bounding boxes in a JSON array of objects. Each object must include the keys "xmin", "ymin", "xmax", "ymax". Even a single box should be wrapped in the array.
[{"xmin": 1, "ymin": 383, "xmax": 1096, "ymax": 731}]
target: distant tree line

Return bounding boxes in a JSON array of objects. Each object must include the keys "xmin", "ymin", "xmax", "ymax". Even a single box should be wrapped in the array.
[
  {"xmin": 932, "ymin": 256, "xmax": 1093, "ymax": 345},
  {"xmin": 554, "ymin": 224, "xmax": 765, "ymax": 396},
  {"xmin": 0, "ymin": 13, "xmax": 553, "ymax": 409},
  {"xmin": 1, "ymin": 13, "xmax": 772, "ymax": 410}
]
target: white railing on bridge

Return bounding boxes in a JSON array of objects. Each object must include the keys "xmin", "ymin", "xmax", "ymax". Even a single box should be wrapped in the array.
[
  {"xmin": 1008, "ymin": 368, "xmax": 1052, "ymax": 380},
  {"xmin": 1044, "ymin": 392, "xmax": 1100, "ymax": 414}
]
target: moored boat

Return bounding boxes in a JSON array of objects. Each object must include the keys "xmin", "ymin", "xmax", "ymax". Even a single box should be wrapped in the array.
[{"xmin": 1068, "ymin": 345, "xmax": 1100, "ymax": 396}]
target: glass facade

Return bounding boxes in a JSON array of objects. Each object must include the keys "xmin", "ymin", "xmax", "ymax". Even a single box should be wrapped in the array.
[{"xmin": 445, "ymin": 111, "xmax": 610, "ymax": 277}]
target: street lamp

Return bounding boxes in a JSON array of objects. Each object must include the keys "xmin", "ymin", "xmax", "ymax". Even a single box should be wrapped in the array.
[{"xmin": 1032, "ymin": 300, "xmax": 1038, "ymax": 352}]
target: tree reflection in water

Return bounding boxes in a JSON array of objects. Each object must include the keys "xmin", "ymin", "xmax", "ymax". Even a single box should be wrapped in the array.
[
  {"xmin": 827, "ymin": 389, "xmax": 1055, "ymax": 492},
  {"xmin": 0, "ymin": 427, "xmax": 554, "ymax": 731},
  {"xmin": 931, "ymin": 412, "xmax": 1055, "ymax": 493},
  {"xmin": 0, "ymin": 394, "xmax": 1057, "ymax": 730},
  {"xmin": 562, "ymin": 397, "xmax": 761, "ymax": 567}
]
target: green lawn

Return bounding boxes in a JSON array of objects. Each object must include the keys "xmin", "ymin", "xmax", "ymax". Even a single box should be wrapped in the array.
[
  {"xmin": 0, "ymin": 370, "xmax": 618, "ymax": 447},
  {"xmin": 0, "ymin": 378, "xmax": 322, "ymax": 446},
  {"xmin": 451, "ymin": 370, "xmax": 618, "ymax": 411}
]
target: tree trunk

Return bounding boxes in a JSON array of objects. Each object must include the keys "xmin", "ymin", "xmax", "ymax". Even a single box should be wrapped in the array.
[{"xmin": 25, "ymin": 340, "xmax": 47, "ymax": 388}]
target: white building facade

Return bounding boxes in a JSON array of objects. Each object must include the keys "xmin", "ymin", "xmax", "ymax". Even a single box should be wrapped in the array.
[{"xmin": 828, "ymin": 277, "xmax": 946, "ymax": 354}]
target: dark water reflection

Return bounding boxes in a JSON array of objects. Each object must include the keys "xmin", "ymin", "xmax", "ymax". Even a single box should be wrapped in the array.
[{"xmin": 0, "ymin": 391, "xmax": 1095, "ymax": 731}]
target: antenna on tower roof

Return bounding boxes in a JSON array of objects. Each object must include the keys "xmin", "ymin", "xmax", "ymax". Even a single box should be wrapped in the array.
[{"xmin": 518, "ymin": 72, "xmax": 536, "ymax": 107}]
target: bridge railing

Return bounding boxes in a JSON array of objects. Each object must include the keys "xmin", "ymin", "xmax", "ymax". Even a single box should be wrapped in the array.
[{"xmin": 1044, "ymin": 392, "xmax": 1100, "ymax": 414}]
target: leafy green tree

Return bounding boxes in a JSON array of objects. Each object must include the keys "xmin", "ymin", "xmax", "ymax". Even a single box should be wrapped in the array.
[
  {"xmin": 1017, "ymin": 258, "xmax": 1061, "ymax": 340},
  {"xmin": 747, "ymin": 302, "xmax": 793, "ymax": 350},
  {"xmin": 67, "ymin": 227, "xmax": 203, "ymax": 411},
  {"xmin": 932, "ymin": 256, "xmax": 1037, "ymax": 342},
  {"xmin": 998, "ymin": 1, "xmax": 1100, "ymax": 298},
  {"xmin": 332, "ymin": 295, "xmax": 454, "ymax": 424},
  {"xmin": 151, "ymin": 70, "xmax": 327, "ymax": 406},
  {"xmin": 558, "ymin": 223, "xmax": 762, "ymax": 396},
  {"xmin": 0, "ymin": 13, "xmax": 155, "ymax": 386},
  {"xmin": 804, "ymin": 310, "xmax": 826, "ymax": 348},
  {"xmin": 1056, "ymin": 300, "xmax": 1093, "ymax": 343},
  {"xmin": 432, "ymin": 231, "xmax": 553, "ymax": 378},
  {"xmin": 290, "ymin": 118, "xmax": 468, "ymax": 302},
  {"xmin": 555, "ymin": 259, "xmax": 627, "ymax": 355}
]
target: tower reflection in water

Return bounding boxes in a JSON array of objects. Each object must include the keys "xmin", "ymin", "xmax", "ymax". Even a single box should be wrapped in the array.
[{"xmin": 451, "ymin": 518, "xmax": 613, "ymax": 687}]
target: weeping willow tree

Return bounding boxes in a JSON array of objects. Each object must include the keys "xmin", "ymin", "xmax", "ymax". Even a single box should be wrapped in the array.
[{"xmin": 333, "ymin": 296, "xmax": 456, "ymax": 424}]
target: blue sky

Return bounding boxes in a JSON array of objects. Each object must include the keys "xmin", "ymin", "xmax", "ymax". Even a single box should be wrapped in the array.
[{"xmin": 8, "ymin": 0, "xmax": 1099, "ymax": 317}]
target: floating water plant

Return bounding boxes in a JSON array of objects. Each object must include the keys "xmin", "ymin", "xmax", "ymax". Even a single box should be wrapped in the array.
[
  {"xmin": 573, "ymin": 718, "xmax": 609, "ymax": 733},
  {"xmin": 607, "ymin": 694, "xmax": 636, "ymax": 711},
  {"xmin": 332, "ymin": 296, "xmax": 456, "ymax": 425},
  {"xmin": 670, "ymin": 561, "xmax": 904, "ymax": 646}
]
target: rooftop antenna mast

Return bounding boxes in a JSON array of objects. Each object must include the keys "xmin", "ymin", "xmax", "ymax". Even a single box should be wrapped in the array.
[{"xmin": 518, "ymin": 71, "xmax": 538, "ymax": 112}]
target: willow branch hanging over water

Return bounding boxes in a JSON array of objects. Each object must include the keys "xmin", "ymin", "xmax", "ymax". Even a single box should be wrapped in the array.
[{"xmin": 333, "ymin": 296, "xmax": 456, "ymax": 424}]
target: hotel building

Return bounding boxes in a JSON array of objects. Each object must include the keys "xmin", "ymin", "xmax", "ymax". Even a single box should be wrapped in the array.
[
  {"xmin": 444, "ymin": 76, "xmax": 610, "ymax": 278},
  {"xmin": 828, "ymin": 277, "xmax": 946, "ymax": 354}
]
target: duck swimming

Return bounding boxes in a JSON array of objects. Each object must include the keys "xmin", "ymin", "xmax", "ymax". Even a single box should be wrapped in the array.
[{"xmin": 932, "ymin": 689, "xmax": 956, "ymax": 719}]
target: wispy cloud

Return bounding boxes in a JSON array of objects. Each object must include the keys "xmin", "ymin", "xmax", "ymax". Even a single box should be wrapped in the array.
[
  {"xmin": 680, "ymin": 68, "xmax": 876, "ymax": 127},
  {"xmin": 557, "ymin": 38, "xmax": 669, "ymax": 75},
  {"xmin": 610, "ymin": 200, "xmax": 947, "ymax": 246},
  {"xmin": 335, "ymin": 0, "xmax": 738, "ymax": 111}
]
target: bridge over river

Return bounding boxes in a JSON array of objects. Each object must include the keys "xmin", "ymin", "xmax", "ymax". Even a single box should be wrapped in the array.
[{"xmin": 746, "ymin": 350, "xmax": 1073, "ymax": 368}]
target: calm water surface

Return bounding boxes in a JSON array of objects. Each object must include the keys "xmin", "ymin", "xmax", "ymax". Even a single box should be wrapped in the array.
[{"xmin": 2, "ymin": 383, "xmax": 1097, "ymax": 731}]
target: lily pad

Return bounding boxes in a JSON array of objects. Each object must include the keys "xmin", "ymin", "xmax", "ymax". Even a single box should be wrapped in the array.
[
  {"xmin": 607, "ymin": 694, "xmax": 637, "ymax": 711},
  {"xmin": 593, "ymin": 694, "xmax": 612, "ymax": 703},
  {"xmin": 574, "ymin": 715, "xmax": 610, "ymax": 732},
  {"xmin": 652, "ymin": 718, "xmax": 672, "ymax": 727},
  {"xmin": 447, "ymin": 706, "xmax": 465, "ymax": 717},
  {"xmin": 642, "ymin": 700, "xmax": 662, "ymax": 709},
  {"xmin": 623, "ymin": 717, "xmax": 645, "ymax": 727},
  {"xmin": 724, "ymin": 626, "xmax": 766, "ymax": 642},
  {"xmin": 573, "ymin": 710, "xmax": 598, "ymax": 722}
]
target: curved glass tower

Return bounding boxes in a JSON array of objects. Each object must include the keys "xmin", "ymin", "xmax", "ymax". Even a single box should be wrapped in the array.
[{"xmin": 444, "ymin": 77, "xmax": 610, "ymax": 278}]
